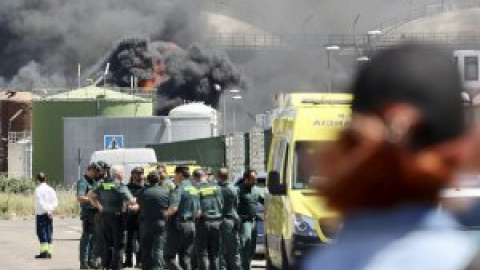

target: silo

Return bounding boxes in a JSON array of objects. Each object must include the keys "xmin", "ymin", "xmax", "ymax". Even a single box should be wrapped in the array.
[
  {"xmin": 0, "ymin": 92, "xmax": 33, "ymax": 173},
  {"xmin": 32, "ymin": 86, "xmax": 152, "ymax": 184},
  {"xmin": 168, "ymin": 103, "xmax": 218, "ymax": 142}
]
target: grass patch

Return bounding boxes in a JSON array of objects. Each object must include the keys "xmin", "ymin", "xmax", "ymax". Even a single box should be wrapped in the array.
[{"xmin": 0, "ymin": 190, "xmax": 78, "ymax": 220}]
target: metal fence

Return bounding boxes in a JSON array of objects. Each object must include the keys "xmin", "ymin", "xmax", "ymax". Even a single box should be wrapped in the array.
[
  {"xmin": 31, "ymin": 87, "xmax": 154, "ymax": 101},
  {"xmin": 8, "ymin": 131, "xmax": 31, "ymax": 144},
  {"xmin": 207, "ymin": 31, "xmax": 480, "ymax": 51},
  {"xmin": 374, "ymin": 0, "xmax": 480, "ymax": 34}
]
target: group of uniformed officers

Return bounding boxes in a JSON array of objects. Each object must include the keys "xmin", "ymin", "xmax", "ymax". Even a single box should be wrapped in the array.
[{"xmin": 76, "ymin": 161, "xmax": 264, "ymax": 270}]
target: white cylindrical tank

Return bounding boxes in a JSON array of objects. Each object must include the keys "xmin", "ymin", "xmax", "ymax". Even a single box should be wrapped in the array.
[
  {"xmin": 169, "ymin": 103, "xmax": 219, "ymax": 139},
  {"xmin": 8, "ymin": 139, "xmax": 32, "ymax": 179}
]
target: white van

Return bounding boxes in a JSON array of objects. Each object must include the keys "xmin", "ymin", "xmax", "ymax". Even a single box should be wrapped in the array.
[{"xmin": 90, "ymin": 148, "xmax": 157, "ymax": 183}]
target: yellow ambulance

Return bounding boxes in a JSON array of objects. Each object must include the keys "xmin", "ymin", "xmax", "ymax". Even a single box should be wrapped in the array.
[{"xmin": 265, "ymin": 93, "xmax": 351, "ymax": 269}]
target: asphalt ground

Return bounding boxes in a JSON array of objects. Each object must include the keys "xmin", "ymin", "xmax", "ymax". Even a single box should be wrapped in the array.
[{"xmin": 0, "ymin": 218, "xmax": 265, "ymax": 270}]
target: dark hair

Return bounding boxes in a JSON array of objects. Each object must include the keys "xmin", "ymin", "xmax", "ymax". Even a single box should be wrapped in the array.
[
  {"xmin": 36, "ymin": 172, "xmax": 47, "ymax": 183},
  {"xmin": 217, "ymin": 167, "xmax": 229, "ymax": 180},
  {"xmin": 322, "ymin": 43, "xmax": 466, "ymax": 213},
  {"xmin": 87, "ymin": 162, "xmax": 100, "ymax": 172},
  {"xmin": 147, "ymin": 172, "xmax": 160, "ymax": 184},
  {"xmin": 352, "ymin": 42, "xmax": 465, "ymax": 149},
  {"xmin": 243, "ymin": 169, "xmax": 257, "ymax": 180},
  {"xmin": 174, "ymin": 166, "xmax": 190, "ymax": 178},
  {"xmin": 193, "ymin": 169, "xmax": 204, "ymax": 179}
]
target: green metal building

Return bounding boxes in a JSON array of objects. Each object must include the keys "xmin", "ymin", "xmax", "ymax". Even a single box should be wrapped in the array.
[{"xmin": 32, "ymin": 86, "xmax": 152, "ymax": 184}]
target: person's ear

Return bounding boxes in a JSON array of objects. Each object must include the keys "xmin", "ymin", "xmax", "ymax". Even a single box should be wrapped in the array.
[{"xmin": 382, "ymin": 104, "xmax": 421, "ymax": 147}]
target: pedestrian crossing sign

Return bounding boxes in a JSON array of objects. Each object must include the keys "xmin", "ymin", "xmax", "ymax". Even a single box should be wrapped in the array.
[{"xmin": 104, "ymin": 135, "xmax": 124, "ymax": 149}]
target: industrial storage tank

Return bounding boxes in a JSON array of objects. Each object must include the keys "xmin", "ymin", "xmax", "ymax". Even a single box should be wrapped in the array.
[
  {"xmin": 32, "ymin": 86, "xmax": 153, "ymax": 184},
  {"xmin": 168, "ymin": 102, "xmax": 219, "ymax": 141},
  {"xmin": 0, "ymin": 91, "xmax": 33, "ymax": 173}
]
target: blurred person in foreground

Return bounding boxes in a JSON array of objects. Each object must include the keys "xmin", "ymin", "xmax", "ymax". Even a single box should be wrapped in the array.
[{"xmin": 303, "ymin": 43, "xmax": 480, "ymax": 270}]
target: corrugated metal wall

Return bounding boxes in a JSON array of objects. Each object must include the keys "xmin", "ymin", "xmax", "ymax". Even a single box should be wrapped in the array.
[{"xmin": 63, "ymin": 117, "xmax": 169, "ymax": 186}]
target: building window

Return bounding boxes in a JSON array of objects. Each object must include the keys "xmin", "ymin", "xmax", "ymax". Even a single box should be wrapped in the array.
[{"xmin": 465, "ymin": 56, "xmax": 479, "ymax": 81}]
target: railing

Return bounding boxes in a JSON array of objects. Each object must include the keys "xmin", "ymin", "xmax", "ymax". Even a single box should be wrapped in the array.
[
  {"xmin": 8, "ymin": 131, "xmax": 31, "ymax": 144},
  {"xmin": 373, "ymin": 1, "xmax": 480, "ymax": 34},
  {"xmin": 207, "ymin": 32, "xmax": 480, "ymax": 51},
  {"xmin": 31, "ymin": 87, "xmax": 154, "ymax": 101}
]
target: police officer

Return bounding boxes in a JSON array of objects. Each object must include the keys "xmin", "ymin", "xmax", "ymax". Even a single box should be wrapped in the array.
[
  {"xmin": 237, "ymin": 170, "xmax": 264, "ymax": 270},
  {"xmin": 158, "ymin": 163, "xmax": 176, "ymax": 192},
  {"xmin": 217, "ymin": 168, "xmax": 242, "ymax": 270},
  {"xmin": 195, "ymin": 169, "xmax": 222, "ymax": 270},
  {"xmin": 77, "ymin": 162, "xmax": 101, "ymax": 269},
  {"xmin": 92, "ymin": 160, "xmax": 110, "ymax": 269},
  {"xmin": 164, "ymin": 166, "xmax": 200, "ymax": 270},
  {"xmin": 137, "ymin": 171, "xmax": 170, "ymax": 270},
  {"xmin": 125, "ymin": 167, "xmax": 144, "ymax": 268},
  {"xmin": 88, "ymin": 164, "xmax": 138, "ymax": 270},
  {"xmin": 204, "ymin": 168, "xmax": 217, "ymax": 185}
]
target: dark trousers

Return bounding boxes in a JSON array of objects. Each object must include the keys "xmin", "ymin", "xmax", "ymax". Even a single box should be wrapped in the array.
[
  {"xmin": 36, "ymin": 214, "xmax": 53, "ymax": 246},
  {"xmin": 239, "ymin": 221, "xmax": 257, "ymax": 270},
  {"xmin": 101, "ymin": 212, "xmax": 125, "ymax": 270},
  {"xmin": 79, "ymin": 210, "xmax": 97, "ymax": 265},
  {"xmin": 140, "ymin": 219, "xmax": 166, "ymax": 270},
  {"xmin": 125, "ymin": 213, "xmax": 141, "ymax": 260},
  {"xmin": 219, "ymin": 219, "xmax": 242, "ymax": 270},
  {"xmin": 94, "ymin": 212, "xmax": 104, "ymax": 265},
  {"xmin": 164, "ymin": 220, "xmax": 195, "ymax": 270},
  {"xmin": 196, "ymin": 220, "xmax": 221, "ymax": 270}
]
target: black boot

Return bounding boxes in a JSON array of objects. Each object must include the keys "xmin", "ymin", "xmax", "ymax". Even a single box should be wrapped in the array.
[
  {"xmin": 123, "ymin": 253, "xmax": 133, "ymax": 268},
  {"xmin": 34, "ymin": 252, "xmax": 51, "ymax": 259},
  {"xmin": 134, "ymin": 253, "xmax": 142, "ymax": 268}
]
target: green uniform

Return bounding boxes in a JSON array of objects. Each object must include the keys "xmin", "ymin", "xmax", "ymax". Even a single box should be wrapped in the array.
[
  {"xmin": 77, "ymin": 175, "xmax": 98, "ymax": 267},
  {"xmin": 92, "ymin": 179, "xmax": 104, "ymax": 268},
  {"xmin": 218, "ymin": 181, "xmax": 242, "ymax": 270},
  {"xmin": 164, "ymin": 179, "xmax": 200, "ymax": 270},
  {"xmin": 125, "ymin": 182, "xmax": 143, "ymax": 266},
  {"xmin": 237, "ymin": 184, "xmax": 263, "ymax": 270},
  {"xmin": 196, "ymin": 181, "xmax": 223, "ymax": 270},
  {"xmin": 137, "ymin": 184, "xmax": 170, "ymax": 270},
  {"xmin": 93, "ymin": 179, "xmax": 133, "ymax": 270}
]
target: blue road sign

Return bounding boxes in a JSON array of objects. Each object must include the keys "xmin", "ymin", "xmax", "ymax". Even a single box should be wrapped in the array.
[{"xmin": 104, "ymin": 135, "xmax": 124, "ymax": 149}]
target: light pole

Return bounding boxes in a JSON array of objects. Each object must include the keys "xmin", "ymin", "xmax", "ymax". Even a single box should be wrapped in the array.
[
  {"xmin": 352, "ymin": 14, "xmax": 361, "ymax": 57},
  {"xmin": 231, "ymin": 94, "xmax": 242, "ymax": 134},
  {"xmin": 325, "ymin": 45, "xmax": 340, "ymax": 93}
]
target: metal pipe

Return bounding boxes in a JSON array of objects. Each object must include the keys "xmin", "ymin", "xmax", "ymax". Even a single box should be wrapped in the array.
[
  {"xmin": 223, "ymin": 94, "xmax": 227, "ymax": 135},
  {"xmin": 233, "ymin": 104, "xmax": 236, "ymax": 134},
  {"xmin": 165, "ymin": 118, "xmax": 172, "ymax": 142}
]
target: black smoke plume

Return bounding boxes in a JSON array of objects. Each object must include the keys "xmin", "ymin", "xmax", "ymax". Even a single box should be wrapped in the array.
[{"xmin": 91, "ymin": 38, "xmax": 247, "ymax": 115}]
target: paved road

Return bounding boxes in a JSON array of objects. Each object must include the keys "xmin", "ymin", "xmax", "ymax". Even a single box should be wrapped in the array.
[{"xmin": 0, "ymin": 218, "xmax": 265, "ymax": 270}]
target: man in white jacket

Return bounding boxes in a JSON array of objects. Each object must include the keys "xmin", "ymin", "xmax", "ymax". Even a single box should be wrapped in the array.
[{"xmin": 34, "ymin": 172, "xmax": 58, "ymax": 259}]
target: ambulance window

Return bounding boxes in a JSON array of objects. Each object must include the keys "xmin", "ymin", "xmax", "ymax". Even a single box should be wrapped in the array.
[
  {"xmin": 465, "ymin": 56, "xmax": 479, "ymax": 81},
  {"xmin": 293, "ymin": 141, "xmax": 329, "ymax": 189}
]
